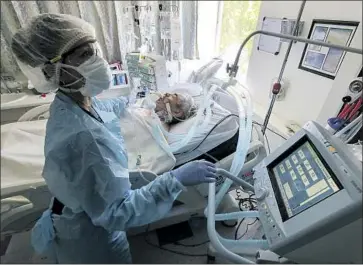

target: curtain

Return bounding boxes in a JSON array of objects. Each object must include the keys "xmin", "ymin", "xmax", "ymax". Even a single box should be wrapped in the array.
[{"xmin": 0, "ymin": 0, "xmax": 199, "ymax": 85}]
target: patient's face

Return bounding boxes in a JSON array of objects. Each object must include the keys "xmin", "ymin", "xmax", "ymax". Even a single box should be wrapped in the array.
[{"xmin": 155, "ymin": 93, "xmax": 183, "ymax": 118}]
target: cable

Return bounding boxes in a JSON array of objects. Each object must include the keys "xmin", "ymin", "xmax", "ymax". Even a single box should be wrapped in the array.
[
  {"xmin": 143, "ymin": 225, "xmax": 208, "ymax": 257},
  {"xmin": 174, "ymin": 114, "xmax": 239, "ymax": 155},
  {"xmin": 234, "ymin": 218, "xmax": 245, "ymax": 240},
  {"xmin": 236, "ymin": 218, "xmax": 259, "ymax": 240},
  {"xmin": 234, "ymin": 190, "xmax": 257, "ymax": 240},
  {"xmin": 253, "ymin": 121, "xmax": 272, "ymax": 154},
  {"xmin": 252, "ymin": 121, "xmax": 287, "ymax": 140},
  {"xmin": 200, "ymin": 151, "xmax": 219, "ymax": 163},
  {"xmin": 264, "ymin": 132, "xmax": 271, "ymax": 154},
  {"xmin": 173, "ymin": 240, "xmax": 210, "ymax": 247}
]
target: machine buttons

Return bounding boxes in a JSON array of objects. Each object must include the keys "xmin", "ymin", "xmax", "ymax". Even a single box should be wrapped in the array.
[
  {"xmin": 340, "ymin": 166, "xmax": 349, "ymax": 174},
  {"xmin": 328, "ymin": 146, "xmax": 336, "ymax": 153}
]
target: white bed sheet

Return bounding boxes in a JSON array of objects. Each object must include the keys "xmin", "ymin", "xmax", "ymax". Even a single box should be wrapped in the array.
[
  {"xmin": 1, "ymin": 120, "xmax": 46, "ymax": 189},
  {"xmin": 1, "ymin": 90, "xmax": 239, "ymax": 189},
  {"xmin": 135, "ymin": 86, "xmax": 239, "ymax": 165},
  {"xmin": 0, "ymin": 115, "xmax": 174, "ymax": 189},
  {"xmin": 167, "ymin": 99, "xmax": 238, "ymax": 165}
]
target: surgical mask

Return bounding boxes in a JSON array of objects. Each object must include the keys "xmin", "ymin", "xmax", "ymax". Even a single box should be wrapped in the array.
[{"xmin": 59, "ymin": 55, "xmax": 112, "ymax": 97}]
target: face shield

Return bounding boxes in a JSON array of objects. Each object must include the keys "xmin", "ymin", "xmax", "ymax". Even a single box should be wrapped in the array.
[{"xmin": 11, "ymin": 13, "xmax": 99, "ymax": 94}]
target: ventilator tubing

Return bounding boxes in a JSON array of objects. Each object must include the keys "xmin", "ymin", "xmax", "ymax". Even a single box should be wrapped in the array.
[
  {"xmin": 213, "ymin": 80, "xmax": 253, "ymax": 209},
  {"xmin": 204, "ymin": 80, "xmax": 268, "ymax": 263}
]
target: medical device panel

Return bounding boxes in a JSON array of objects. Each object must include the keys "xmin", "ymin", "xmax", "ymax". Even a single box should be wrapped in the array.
[
  {"xmin": 125, "ymin": 52, "xmax": 169, "ymax": 96},
  {"xmin": 253, "ymin": 121, "xmax": 362, "ymax": 263}
]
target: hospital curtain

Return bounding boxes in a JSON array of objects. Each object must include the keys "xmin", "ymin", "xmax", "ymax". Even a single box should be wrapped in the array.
[{"xmin": 0, "ymin": 0, "xmax": 199, "ymax": 85}]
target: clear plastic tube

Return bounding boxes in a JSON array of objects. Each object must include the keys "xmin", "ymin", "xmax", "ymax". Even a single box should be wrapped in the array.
[
  {"xmin": 203, "ymin": 79, "xmax": 259, "ymax": 264},
  {"xmin": 214, "ymin": 211, "xmax": 259, "ymax": 221},
  {"xmin": 207, "ymin": 183, "xmax": 255, "ymax": 264},
  {"xmin": 219, "ymin": 235, "xmax": 269, "ymax": 250},
  {"xmin": 230, "ymin": 83, "xmax": 253, "ymax": 175},
  {"xmin": 335, "ymin": 114, "xmax": 362, "ymax": 137},
  {"xmin": 211, "ymin": 80, "xmax": 253, "ymax": 209}
]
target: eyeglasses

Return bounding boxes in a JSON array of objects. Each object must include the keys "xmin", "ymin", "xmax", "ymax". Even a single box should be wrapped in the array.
[{"xmin": 62, "ymin": 41, "xmax": 100, "ymax": 66}]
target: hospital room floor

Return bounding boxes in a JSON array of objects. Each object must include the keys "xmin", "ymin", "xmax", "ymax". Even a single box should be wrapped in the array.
[{"xmin": 1, "ymin": 191, "xmax": 264, "ymax": 264}]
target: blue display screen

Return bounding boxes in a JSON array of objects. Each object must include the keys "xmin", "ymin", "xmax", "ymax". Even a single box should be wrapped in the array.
[{"xmin": 270, "ymin": 140, "xmax": 342, "ymax": 219}]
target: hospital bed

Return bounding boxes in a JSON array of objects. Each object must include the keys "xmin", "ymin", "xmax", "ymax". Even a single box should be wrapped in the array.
[{"xmin": 1, "ymin": 82, "xmax": 267, "ymax": 238}]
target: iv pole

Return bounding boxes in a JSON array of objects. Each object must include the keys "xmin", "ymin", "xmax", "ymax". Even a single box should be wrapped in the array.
[
  {"xmin": 226, "ymin": 0, "xmax": 363, "ymax": 135},
  {"xmin": 262, "ymin": 0, "xmax": 306, "ymax": 135}
]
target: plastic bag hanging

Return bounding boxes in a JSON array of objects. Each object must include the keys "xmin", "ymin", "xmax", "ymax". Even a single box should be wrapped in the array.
[
  {"xmin": 122, "ymin": 6, "xmax": 139, "ymax": 53},
  {"xmin": 139, "ymin": 5, "xmax": 156, "ymax": 53},
  {"xmin": 170, "ymin": 9, "xmax": 181, "ymax": 61}
]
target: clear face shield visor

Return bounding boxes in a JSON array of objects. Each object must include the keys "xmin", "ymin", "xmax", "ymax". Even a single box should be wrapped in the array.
[{"xmin": 16, "ymin": 40, "xmax": 104, "ymax": 94}]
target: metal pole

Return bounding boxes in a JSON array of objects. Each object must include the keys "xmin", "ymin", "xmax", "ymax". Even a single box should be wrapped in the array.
[
  {"xmin": 228, "ymin": 31, "xmax": 362, "ymax": 78},
  {"xmin": 261, "ymin": 0, "xmax": 306, "ymax": 135},
  {"xmin": 230, "ymin": 30, "xmax": 362, "ymax": 57},
  {"xmin": 227, "ymin": 10, "xmax": 363, "ymax": 137}
]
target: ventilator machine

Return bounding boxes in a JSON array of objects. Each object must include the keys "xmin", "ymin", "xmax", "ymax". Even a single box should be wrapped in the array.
[{"xmin": 209, "ymin": 121, "xmax": 362, "ymax": 263}]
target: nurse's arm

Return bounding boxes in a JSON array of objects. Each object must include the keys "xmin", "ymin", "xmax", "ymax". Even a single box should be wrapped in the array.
[
  {"xmin": 92, "ymin": 96, "xmax": 128, "ymax": 116},
  {"xmin": 74, "ymin": 135, "xmax": 186, "ymax": 232}
]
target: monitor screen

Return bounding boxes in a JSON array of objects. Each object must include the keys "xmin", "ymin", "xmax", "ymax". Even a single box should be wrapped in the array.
[{"xmin": 268, "ymin": 138, "xmax": 342, "ymax": 221}]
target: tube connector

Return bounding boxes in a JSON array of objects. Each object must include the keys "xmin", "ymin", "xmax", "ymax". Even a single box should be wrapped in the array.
[{"xmin": 226, "ymin": 63, "xmax": 239, "ymax": 78}]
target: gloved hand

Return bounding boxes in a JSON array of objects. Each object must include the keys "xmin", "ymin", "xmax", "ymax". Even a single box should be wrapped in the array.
[{"xmin": 171, "ymin": 160, "xmax": 217, "ymax": 186}]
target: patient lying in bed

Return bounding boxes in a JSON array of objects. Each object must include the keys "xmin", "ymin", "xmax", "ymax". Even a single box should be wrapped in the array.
[{"xmin": 139, "ymin": 92, "xmax": 198, "ymax": 130}]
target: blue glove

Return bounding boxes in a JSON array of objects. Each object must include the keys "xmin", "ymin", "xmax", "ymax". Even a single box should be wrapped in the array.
[{"xmin": 171, "ymin": 160, "xmax": 217, "ymax": 186}]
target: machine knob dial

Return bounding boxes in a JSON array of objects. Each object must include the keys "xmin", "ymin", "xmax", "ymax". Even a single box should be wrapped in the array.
[{"xmin": 256, "ymin": 188, "xmax": 269, "ymax": 201}]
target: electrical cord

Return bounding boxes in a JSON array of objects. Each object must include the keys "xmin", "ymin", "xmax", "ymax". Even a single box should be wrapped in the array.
[
  {"xmin": 234, "ymin": 217, "xmax": 245, "ymax": 240},
  {"xmin": 252, "ymin": 121, "xmax": 273, "ymax": 154},
  {"xmin": 173, "ymin": 240, "xmax": 210, "ymax": 247},
  {"xmin": 234, "ymin": 190, "xmax": 258, "ymax": 240},
  {"xmin": 143, "ymin": 225, "xmax": 208, "ymax": 257},
  {"xmin": 200, "ymin": 151, "xmax": 219, "ymax": 162},
  {"xmin": 236, "ymin": 218, "xmax": 259, "ymax": 240},
  {"xmin": 264, "ymin": 132, "xmax": 271, "ymax": 154},
  {"xmin": 174, "ymin": 114, "xmax": 239, "ymax": 155},
  {"xmin": 252, "ymin": 121, "xmax": 287, "ymax": 140},
  {"xmin": 174, "ymin": 116, "xmax": 286, "ymax": 157}
]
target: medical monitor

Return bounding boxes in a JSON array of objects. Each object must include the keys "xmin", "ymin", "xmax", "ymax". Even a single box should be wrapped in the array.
[
  {"xmin": 267, "ymin": 137, "xmax": 343, "ymax": 221},
  {"xmin": 252, "ymin": 121, "xmax": 362, "ymax": 264}
]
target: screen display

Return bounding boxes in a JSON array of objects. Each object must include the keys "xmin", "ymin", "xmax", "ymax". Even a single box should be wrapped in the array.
[{"xmin": 269, "ymin": 139, "xmax": 342, "ymax": 220}]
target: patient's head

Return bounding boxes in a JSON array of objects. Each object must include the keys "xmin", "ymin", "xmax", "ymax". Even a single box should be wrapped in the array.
[{"xmin": 155, "ymin": 92, "xmax": 197, "ymax": 124}]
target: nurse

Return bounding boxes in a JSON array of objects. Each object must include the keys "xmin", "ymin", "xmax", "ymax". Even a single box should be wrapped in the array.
[{"xmin": 11, "ymin": 13, "xmax": 217, "ymax": 263}]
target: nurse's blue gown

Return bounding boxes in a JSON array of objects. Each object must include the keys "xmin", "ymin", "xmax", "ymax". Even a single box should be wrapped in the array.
[{"xmin": 31, "ymin": 92, "xmax": 185, "ymax": 263}]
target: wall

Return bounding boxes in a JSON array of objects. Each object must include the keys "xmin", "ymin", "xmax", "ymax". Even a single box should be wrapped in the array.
[{"xmin": 246, "ymin": 1, "xmax": 362, "ymax": 126}]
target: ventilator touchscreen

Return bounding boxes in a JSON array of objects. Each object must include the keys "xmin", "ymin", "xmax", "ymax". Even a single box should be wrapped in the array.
[{"xmin": 268, "ymin": 138, "xmax": 342, "ymax": 221}]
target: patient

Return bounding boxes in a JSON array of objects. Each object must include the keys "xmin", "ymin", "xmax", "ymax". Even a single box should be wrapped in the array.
[{"xmin": 151, "ymin": 92, "xmax": 197, "ymax": 125}]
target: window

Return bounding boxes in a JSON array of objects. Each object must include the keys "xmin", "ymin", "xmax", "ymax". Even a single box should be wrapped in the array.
[{"xmin": 217, "ymin": 1, "xmax": 261, "ymax": 78}]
